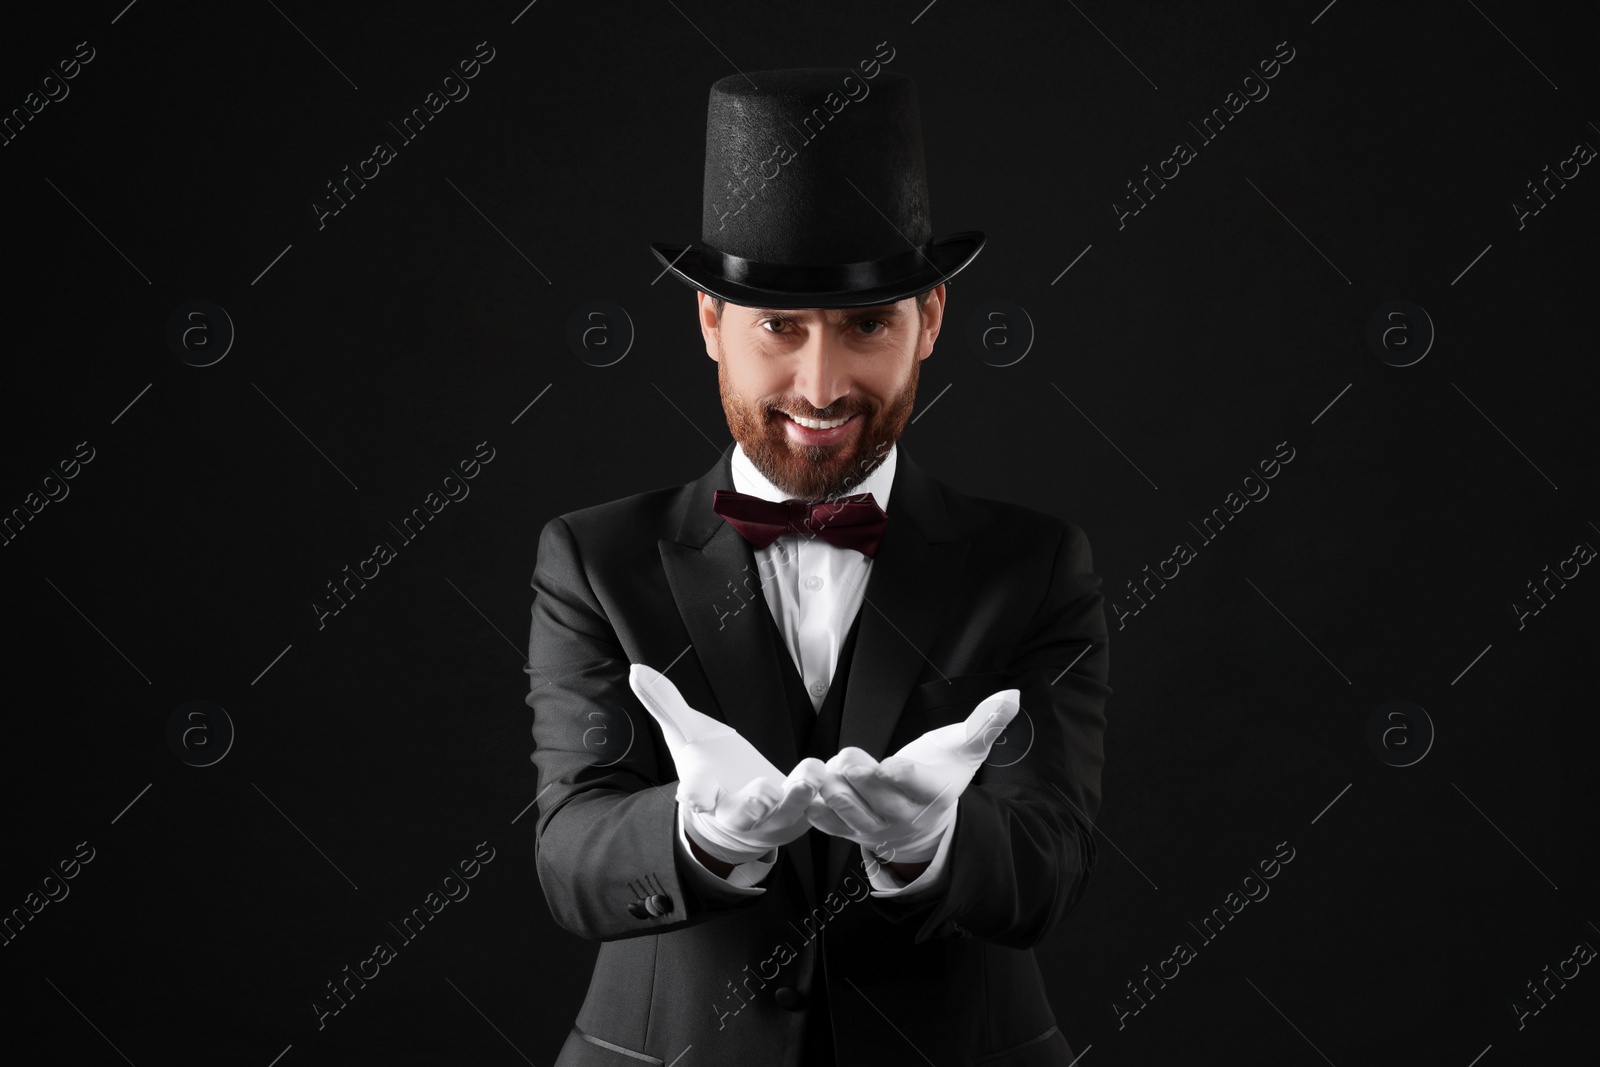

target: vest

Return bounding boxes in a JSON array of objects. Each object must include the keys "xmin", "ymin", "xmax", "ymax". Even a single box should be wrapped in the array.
[{"xmin": 760, "ymin": 598, "xmax": 865, "ymax": 1067}]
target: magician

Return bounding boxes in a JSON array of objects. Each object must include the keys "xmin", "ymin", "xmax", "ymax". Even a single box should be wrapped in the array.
[{"xmin": 525, "ymin": 67, "xmax": 1111, "ymax": 1066}]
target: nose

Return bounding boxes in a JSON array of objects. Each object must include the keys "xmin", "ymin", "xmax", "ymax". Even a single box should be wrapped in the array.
[{"xmin": 792, "ymin": 330, "xmax": 851, "ymax": 414}]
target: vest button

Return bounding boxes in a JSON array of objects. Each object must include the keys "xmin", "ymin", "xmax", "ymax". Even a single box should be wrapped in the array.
[
  {"xmin": 810, "ymin": 681, "xmax": 827, "ymax": 697},
  {"xmin": 773, "ymin": 986, "xmax": 807, "ymax": 1011}
]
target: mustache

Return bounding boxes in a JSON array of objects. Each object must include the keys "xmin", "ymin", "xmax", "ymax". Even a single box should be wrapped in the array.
[{"xmin": 775, "ymin": 406, "xmax": 865, "ymax": 420}]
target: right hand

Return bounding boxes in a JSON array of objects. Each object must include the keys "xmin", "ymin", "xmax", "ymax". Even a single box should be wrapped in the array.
[{"xmin": 629, "ymin": 664, "xmax": 818, "ymax": 866}]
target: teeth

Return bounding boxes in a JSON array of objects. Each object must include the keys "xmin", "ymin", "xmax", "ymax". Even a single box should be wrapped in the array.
[{"xmin": 788, "ymin": 413, "xmax": 850, "ymax": 430}]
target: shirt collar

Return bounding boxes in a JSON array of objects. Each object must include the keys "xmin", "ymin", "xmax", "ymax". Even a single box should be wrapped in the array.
[{"xmin": 730, "ymin": 439, "xmax": 897, "ymax": 513}]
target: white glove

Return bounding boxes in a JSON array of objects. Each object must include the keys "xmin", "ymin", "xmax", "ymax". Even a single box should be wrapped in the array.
[
  {"xmin": 628, "ymin": 664, "xmax": 818, "ymax": 866},
  {"xmin": 806, "ymin": 689, "xmax": 1020, "ymax": 864}
]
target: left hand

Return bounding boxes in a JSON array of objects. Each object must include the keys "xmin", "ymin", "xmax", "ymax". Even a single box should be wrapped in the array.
[{"xmin": 805, "ymin": 689, "xmax": 1020, "ymax": 864}]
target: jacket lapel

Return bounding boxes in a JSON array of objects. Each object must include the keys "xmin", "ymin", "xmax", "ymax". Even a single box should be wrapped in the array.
[
  {"xmin": 827, "ymin": 446, "xmax": 969, "ymax": 891},
  {"xmin": 659, "ymin": 441, "xmax": 971, "ymax": 901},
  {"xmin": 660, "ymin": 443, "xmax": 813, "ymax": 900}
]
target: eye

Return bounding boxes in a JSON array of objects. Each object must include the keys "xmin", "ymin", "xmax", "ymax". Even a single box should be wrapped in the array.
[
  {"xmin": 760, "ymin": 318, "xmax": 790, "ymax": 334},
  {"xmin": 856, "ymin": 319, "xmax": 888, "ymax": 335}
]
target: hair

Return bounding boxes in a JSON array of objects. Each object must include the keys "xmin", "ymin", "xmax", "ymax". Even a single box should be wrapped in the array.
[{"xmin": 712, "ymin": 288, "xmax": 934, "ymax": 321}]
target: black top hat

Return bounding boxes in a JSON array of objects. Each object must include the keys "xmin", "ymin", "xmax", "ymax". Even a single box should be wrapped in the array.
[{"xmin": 650, "ymin": 68, "xmax": 985, "ymax": 309}]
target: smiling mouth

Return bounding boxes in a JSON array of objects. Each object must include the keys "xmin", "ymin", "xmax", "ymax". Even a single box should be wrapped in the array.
[
  {"xmin": 782, "ymin": 411, "xmax": 856, "ymax": 430},
  {"xmin": 778, "ymin": 411, "xmax": 862, "ymax": 447}
]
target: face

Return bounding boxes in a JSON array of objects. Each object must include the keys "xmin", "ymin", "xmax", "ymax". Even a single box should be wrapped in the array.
[{"xmin": 699, "ymin": 285, "xmax": 946, "ymax": 502}]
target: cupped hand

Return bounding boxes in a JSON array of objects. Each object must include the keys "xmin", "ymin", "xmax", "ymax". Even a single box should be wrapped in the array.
[
  {"xmin": 629, "ymin": 663, "xmax": 819, "ymax": 865},
  {"xmin": 804, "ymin": 689, "xmax": 1021, "ymax": 864}
]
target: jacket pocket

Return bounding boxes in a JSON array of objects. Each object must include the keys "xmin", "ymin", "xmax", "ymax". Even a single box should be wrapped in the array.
[
  {"xmin": 907, "ymin": 671, "xmax": 1015, "ymax": 713},
  {"xmin": 557, "ymin": 1025, "xmax": 665, "ymax": 1065},
  {"xmin": 971, "ymin": 1023, "xmax": 1074, "ymax": 1065},
  {"xmin": 894, "ymin": 672, "xmax": 1018, "ymax": 747}
]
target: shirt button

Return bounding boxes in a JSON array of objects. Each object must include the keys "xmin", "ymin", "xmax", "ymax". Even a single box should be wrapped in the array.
[
  {"xmin": 810, "ymin": 681, "xmax": 827, "ymax": 697},
  {"xmin": 804, "ymin": 575, "xmax": 824, "ymax": 591}
]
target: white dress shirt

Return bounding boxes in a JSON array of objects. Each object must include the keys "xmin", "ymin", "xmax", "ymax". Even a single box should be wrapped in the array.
[{"xmin": 674, "ymin": 440, "xmax": 957, "ymax": 899}]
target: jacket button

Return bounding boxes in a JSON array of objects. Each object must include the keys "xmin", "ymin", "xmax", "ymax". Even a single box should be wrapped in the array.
[
  {"xmin": 645, "ymin": 893, "xmax": 673, "ymax": 916},
  {"xmin": 627, "ymin": 901, "xmax": 648, "ymax": 919},
  {"xmin": 935, "ymin": 920, "xmax": 960, "ymax": 939},
  {"xmin": 773, "ymin": 986, "xmax": 806, "ymax": 1011}
]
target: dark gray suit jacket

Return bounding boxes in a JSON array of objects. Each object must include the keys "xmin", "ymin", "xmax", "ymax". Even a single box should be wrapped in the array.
[{"xmin": 526, "ymin": 442, "xmax": 1110, "ymax": 1065}]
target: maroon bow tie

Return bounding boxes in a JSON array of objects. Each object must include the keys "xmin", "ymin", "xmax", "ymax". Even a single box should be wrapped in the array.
[{"xmin": 711, "ymin": 489, "xmax": 888, "ymax": 559}]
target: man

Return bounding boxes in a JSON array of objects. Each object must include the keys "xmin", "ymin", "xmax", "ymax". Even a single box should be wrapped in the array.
[{"xmin": 526, "ymin": 68, "xmax": 1110, "ymax": 1065}]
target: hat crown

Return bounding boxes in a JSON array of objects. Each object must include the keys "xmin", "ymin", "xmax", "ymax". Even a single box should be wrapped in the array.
[{"xmin": 700, "ymin": 68, "xmax": 931, "ymax": 266}]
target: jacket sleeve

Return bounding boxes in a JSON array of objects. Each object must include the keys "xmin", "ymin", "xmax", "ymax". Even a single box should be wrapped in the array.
[
  {"xmin": 524, "ymin": 516, "xmax": 762, "ymax": 941},
  {"xmin": 869, "ymin": 521, "xmax": 1111, "ymax": 949}
]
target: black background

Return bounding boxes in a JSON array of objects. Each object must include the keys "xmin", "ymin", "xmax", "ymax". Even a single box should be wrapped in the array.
[{"xmin": 2, "ymin": 0, "xmax": 1596, "ymax": 1063}]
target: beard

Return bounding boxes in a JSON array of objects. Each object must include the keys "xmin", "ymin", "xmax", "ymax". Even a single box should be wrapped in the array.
[{"xmin": 717, "ymin": 335, "xmax": 920, "ymax": 504}]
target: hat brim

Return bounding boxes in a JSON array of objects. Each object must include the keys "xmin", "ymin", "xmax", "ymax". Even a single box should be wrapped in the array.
[{"xmin": 648, "ymin": 231, "xmax": 985, "ymax": 309}]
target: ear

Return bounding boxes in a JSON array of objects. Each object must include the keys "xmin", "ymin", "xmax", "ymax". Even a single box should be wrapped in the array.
[
  {"xmin": 698, "ymin": 291, "xmax": 722, "ymax": 362},
  {"xmin": 917, "ymin": 284, "xmax": 947, "ymax": 363}
]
